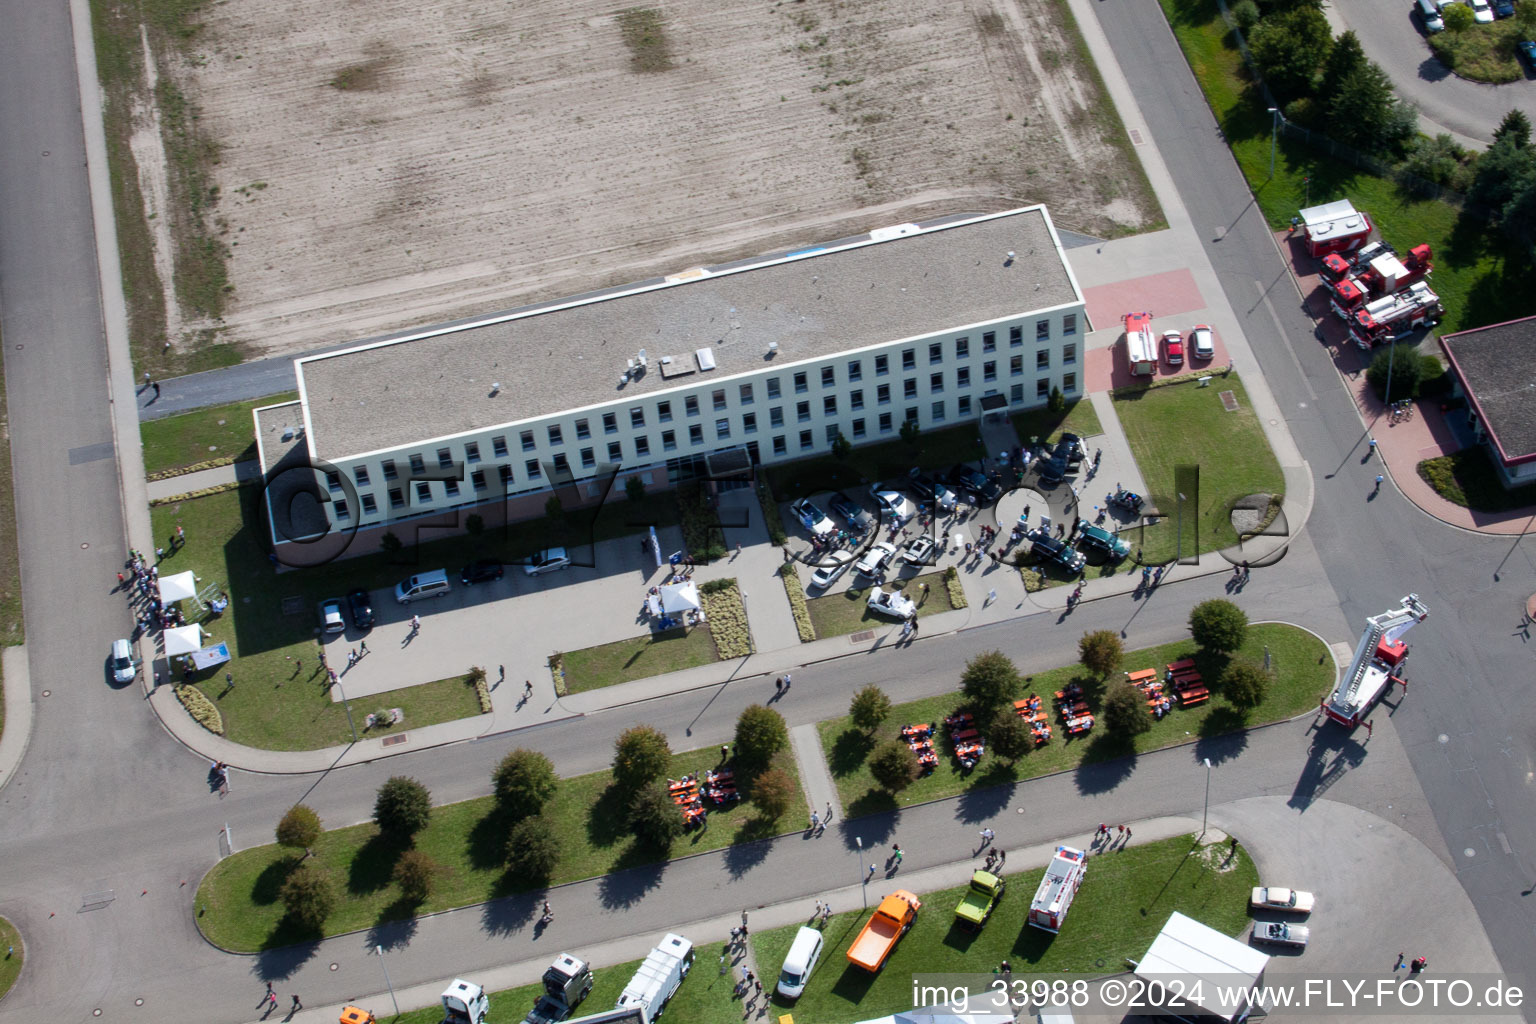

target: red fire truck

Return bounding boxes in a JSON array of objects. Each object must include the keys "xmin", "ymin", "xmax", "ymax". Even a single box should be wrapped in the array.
[
  {"xmin": 1348, "ymin": 281, "xmax": 1443, "ymax": 348},
  {"xmin": 1322, "ymin": 594, "xmax": 1428, "ymax": 728},
  {"xmin": 1329, "ymin": 244, "xmax": 1433, "ymax": 319},
  {"xmin": 1298, "ymin": 199, "xmax": 1373, "ymax": 258},
  {"xmin": 1028, "ymin": 845, "xmax": 1087, "ymax": 933}
]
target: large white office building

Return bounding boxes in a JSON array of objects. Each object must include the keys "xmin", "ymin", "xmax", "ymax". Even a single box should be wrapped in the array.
[{"xmin": 255, "ymin": 205, "xmax": 1088, "ymax": 547}]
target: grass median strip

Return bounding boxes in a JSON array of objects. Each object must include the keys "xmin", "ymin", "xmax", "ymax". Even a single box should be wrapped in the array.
[
  {"xmin": 806, "ymin": 571, "xmax": 955, "ymax": 639},
  {"xmin": 558, "ymin": 627, "xmax": 719, "ymax": 693},
  {"xmin": 820, "ymin": 624, "xmax": 1328, "ymax": 815},
  {"xmin": 1112, "ymin": 375, "xmax": 1284, "ymax": 564},
  {"xmin": 751, "ymin": 832, "xmax": 1256, "ymax": 1022},
  {"xmin": 0, "ymin": 916, "xmax": 21, "ymax": 1001},
  {"xmin": 196, "ymin": 745, "xmax": 803, "ymax": 951},
  {"xmin": 140, "ymin": 392, "xmax": 295, "ymax": 477}
]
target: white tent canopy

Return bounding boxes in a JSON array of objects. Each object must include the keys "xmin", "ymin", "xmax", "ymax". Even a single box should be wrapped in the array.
[
  {"xmin": 162, "ymin": 624, "xmax": 208, "ymax": 656},
  {"xmin": 158, "ymin": 571, "xmax": 198, "ymax": 603},
  {"xmin": 1135, "ymin": 911, "xmax": 1269, "ymax": 1021},
  {"xmin": 658, "ymin": 581, "xmax": 701, "ymax": 614}
]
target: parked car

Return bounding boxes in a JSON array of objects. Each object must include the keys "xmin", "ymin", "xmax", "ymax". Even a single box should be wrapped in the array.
[
  {"xmin": 525, "ymin": 548, "xmax": 572, "ymax": 576},
  {"xmin": 320, "ymin": 598, "xmax": 346, "ymax": 634},
  {"xmin": 906, "ymin": 469, "xmax": 938, "ymax": 501},
  {"xmin": 866, "ymin": 588, "xmax": 917, "ymax": 620},
  {"xmin": 828, "ymin": 491, "xmax": 875, "ymax": 532},
  {"xmin": 1466, "ymin": 0, "xmax": 1495, "ymax": 22},
  {"xmin": 1493, "ymin": 0, "xmax": 1513, "ymax": 17},
  {"xmin": 460, "ymin": 559, "xmax": 505, "ymax": 585},
  {"xmin": 110, "ymin": 638, "xmax": 138, "ymax": 684},
  {"xmin": 901, "ymin": 535, "xmax": 937, "ymax": 565},
  {"xmin": 809, "ymin": 550, "xmax": 855, "ymax": 590},
  {"xmin": 1035, "ymin": 435, "xmax": 1083, "ymax": 486},
  {"xmin": 1027, "ymin": 528, "xmax": 1086, "ymax": 574},
  {"xmin": 1252, "ymin": 921, "xmax": 1310, "ymax": 948},
  {"xmin": 1520, "ymin": 39, "xmax": 1536, "ymax": 72},
  {"xmin": 1189, "ymin": 324, "xmax": 1215, "ymax": 360},
  {"xmin": 869, "ymin": 487, "xmax": 916, "ymax": 522},
  {"xmin": 946, "ymin": 465, "xmax": 1001, "ymax": 505},
  {"xmin": 855, "ymin": 541, "xmax": 898, "ymax": 578},
  {"xmin": 1076, "ymin": 524, "xmax": 1129, "ymax": 562},
  {"xmin": 791, "ymin": 498, "xmax": 837, "ymax": 538},
  {"xmin": 347, "ymin": 588, "xmax": 375, "ymax": 630},
  {"xmin": 1250, "ymin": 887, "xmax": 1315, "ymax": 914},
  {"xmin": 1162, "ymin": 330, "xmax": 1184, "ymax": 367}
]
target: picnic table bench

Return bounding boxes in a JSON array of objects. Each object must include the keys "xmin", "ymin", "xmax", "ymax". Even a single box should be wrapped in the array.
[
  {"xmin": 1177, "ymin": 687, "xmax": 1210, "ymax": 706},
  {"xmin": 1127, "ymin": 668, "xmax": 1158, "ymax": 686},
  {"xmin": 951, "ymin": 727, "xmax": 980, "ymax": 743},
  {"xmin": 1167, "ymin": 658, "xmax": 1196, "ymax": 674}
]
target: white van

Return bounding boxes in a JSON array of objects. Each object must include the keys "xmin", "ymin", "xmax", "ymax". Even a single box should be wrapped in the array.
[
  {"xmin": 775, "ymin": 926, "xmax": 824, "ymax": 1000},
  {"xmin": 394, "ymin": 569, "xmax": 450, "ymax": 604}
]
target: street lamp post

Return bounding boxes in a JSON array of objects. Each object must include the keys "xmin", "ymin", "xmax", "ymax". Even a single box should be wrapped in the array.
[
  {"xmin": 1267, "ymin": 107, "xmax": 1280, "ymax": 178},
  {"xmin": 375, "ymin": 945, "xmax": 400, "ymax": 1018},
  {"xmin": 1201, "ymin": 758, "xmax": 1213, "ymax": 839},
  {"xmin": 856, "ymin": 837, "xmax": 868, "ymax": 909}
]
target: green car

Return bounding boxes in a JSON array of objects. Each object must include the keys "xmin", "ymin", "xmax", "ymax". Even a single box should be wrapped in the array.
[
  {"xmin": 1077, "ymin": 524, "xmax": 1130, "ymax": 562},
  {"xmin": 954, "ymin": 870, "xmax": 1005, "ymax": 929}
]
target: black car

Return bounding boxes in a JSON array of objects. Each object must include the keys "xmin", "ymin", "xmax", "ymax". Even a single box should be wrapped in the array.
[
  {"xmin": 460, "ymin": 559, "xmax": 505, "ymax": 585},
  {"xmin": 907, "ymin": 469, "xmax": 938, "ymax": 501},
  {"xmin": 948, "ymin": 464, "xmax": 1002, "ymax": 505},
  {"xmin": 1058, "ymin": 433, "xmax": 1085, "ymax": 465},
  {"xmin": 346, "ymin": 588, "xmax": 375, "ymax": 630},
  {"xmin": 1026, "ymin": 528, "xmax": 1086, "ymax": 573},
  {"xmin": 1037, "ymin": 436, "xmax": 1083, "ymax": 485},
  {"xmin": 828, "ymin": 491, "xmax": 875, "ymax": 532}
]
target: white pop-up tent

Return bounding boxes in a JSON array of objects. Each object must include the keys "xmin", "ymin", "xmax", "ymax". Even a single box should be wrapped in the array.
[
  {"xmin": 658, "ymin": 581, "xmax": 701, "ymax": 614},
  {"xmin": 1134, "ymin": 911, "xmax": 1269, "ymax": 1022},
  {"xmin": 158, "ymin": 571, "xmax": 198, "ymax": 604},
  {"xmin": 162, "ymin": 624, "xmax": 208, "ymax": 656}
]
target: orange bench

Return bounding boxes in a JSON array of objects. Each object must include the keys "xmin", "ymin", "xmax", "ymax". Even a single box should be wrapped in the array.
[
  {"xmin": 1167, "ymin": 658, "xmax": 1196, "ymax": 673},
  {"xmin": 1127, "ymin": 668, "xmax": 1158, "ymax": 686},
  {"xmin": 951, "ymin": 727, "xmax": 980, "ymax": 743},
  {"xmin": 1178, "ymin": 688, "xmax": 1210, "ymax": 706}
]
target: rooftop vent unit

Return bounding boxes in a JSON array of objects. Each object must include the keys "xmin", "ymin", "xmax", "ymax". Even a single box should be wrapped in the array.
[
  {"xmin": 766, "ymin": 341, "xmax": 779, "ymax": 357},
  {"xmin": 695, "ymin": 347, "xmax": 717, "ymax": 372}
]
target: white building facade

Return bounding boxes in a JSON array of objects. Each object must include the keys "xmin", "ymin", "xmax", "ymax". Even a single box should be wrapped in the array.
[{"xmin": 258, "ymin": 206, "xmax": 1088, "ymax": 537}]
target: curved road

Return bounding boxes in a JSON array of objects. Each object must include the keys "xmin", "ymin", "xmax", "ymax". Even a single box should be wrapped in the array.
[{"xmin": 0, "ymin": 0, "xmax": 1534, "ymax": 1023}]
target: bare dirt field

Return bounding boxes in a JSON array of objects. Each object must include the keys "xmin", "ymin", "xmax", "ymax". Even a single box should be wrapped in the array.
[{"xmin": 166, "ymin": 0, "xmax": 1159, "ymax": 359}]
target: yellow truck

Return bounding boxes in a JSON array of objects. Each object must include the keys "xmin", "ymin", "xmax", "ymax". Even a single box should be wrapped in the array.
[{"xmin": 846, "ymin": 890, "xmax": 921, "ymax": 972}]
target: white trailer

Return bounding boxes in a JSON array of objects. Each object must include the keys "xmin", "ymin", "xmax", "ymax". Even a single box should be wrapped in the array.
[
  {"xmin": 1028, "ymin": 845, "xmax": 1086, "ymax": 933},
  {"xmin": 1323, "ymin": 593, "xmax": 1428, "ymax": 727},
  {"xmin": 614, "ymin": 933, "xmax": 694, "ymax": 1023},
  {"xmin": 1123, "ymin": 312, "xmax": 1156, "ymax": 376}
]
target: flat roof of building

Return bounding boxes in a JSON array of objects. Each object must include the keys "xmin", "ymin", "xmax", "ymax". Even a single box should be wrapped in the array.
[
  {"xmin": 1439, "ymin": 315, "xmax": 1536, "ymax": 464},
  {"xmin": 296, "ymin": 206, "xmax": 1080, "ymax": 461}
]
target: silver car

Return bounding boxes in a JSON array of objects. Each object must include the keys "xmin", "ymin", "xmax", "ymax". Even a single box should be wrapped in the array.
[
  {"xmin": 1252, "ymin": 921, "xmax": 1310, "ymax": 948},
  {"xmin": 525, "ymin": 547, "xmax": 572, "ymax": 576}
]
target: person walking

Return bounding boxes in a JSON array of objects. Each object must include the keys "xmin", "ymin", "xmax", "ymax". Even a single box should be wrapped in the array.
[
  {"xmin": 891, "ymin": 843, "xmax": 903, "ymax": 867},
  {"xmin": 813, "ymin": 899, "xmax": 824, "ymax": 920},
  {"xmin": 1368, "ymin": 437, "xmax": 1377, "ymax": 457},
  {"xmin": 809, "ymin": 811, "xmax": 820, "ymax": 834},
  {"xmin": 783, "ymin": 672, "xmax": 792, "ymax": 689},
  {"xmin": 410, "ymin": 614, "xmax": 420, "ymax": 634},
  {"xmin": 775, "ymin": 677, "xmax": 783, "ymax": 695},
  {"xmin": 997, "ymin": 848, "xmax": 1006, "ymax": 867},
  {"xmin": 1393, "ymin": 952, "xmax": 1406, "ymax": 971},
  {"xmin": 1374, "ymin": 474, "xmax": 1384, "ymax": 494},
  {"xmin": 359, "ymin": 639, "xmax": 368, "ymax": 656},
  {"xmin": 741, "ymin": 909, "xmax": 749, "ymax": 933},
  {"xmin": 821, "ymin": 901, "xmax": 831, "ymax": 924},
  {"xmin": 292, "ymin": 995, "xmax": 302, "ymax": 1011},
  {"xmin": 978, "ymin": 827, "xmax": 995, "ymax": 849},
  {"xmin": 866, "ymin": 863, "xmax": 876, "ymax": 882},
  {"xmin": 523, "ymin": 679, "xmax": 534, "ymax": 699},
  {"xmin": 824, "ymin": 802, "xmax": 833, "ymax": 824}
]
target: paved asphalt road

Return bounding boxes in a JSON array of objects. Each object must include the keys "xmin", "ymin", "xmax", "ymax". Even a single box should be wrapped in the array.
[
  {"xmin": 1101, "ymin": 0, "xmax": 1536, "ymax": 1001},
  {"xmin": 1, "ymin": 0, "xmax": 1534, "ymax": 1022},
  {"xmin": 1326, "ymin": 4, "xmax": 1536, "ymax": 147}
]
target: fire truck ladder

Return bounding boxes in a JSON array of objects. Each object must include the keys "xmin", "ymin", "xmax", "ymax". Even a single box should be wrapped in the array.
[{"xmin": 1330, "ymin": 594, "xmax": 1429, "ymax": 715}]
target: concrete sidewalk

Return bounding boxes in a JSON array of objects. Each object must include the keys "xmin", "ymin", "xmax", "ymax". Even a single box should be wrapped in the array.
[{"xmin": 145, "ymin": 459, "xmax": 258, "ymax": 502}]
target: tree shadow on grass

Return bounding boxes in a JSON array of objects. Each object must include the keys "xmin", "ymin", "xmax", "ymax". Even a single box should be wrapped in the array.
[
  {"xmin": 586, "ymin": 784, "xmax": 635, "ymax": 850},
  {"xmin": 1071, "ymin": 735, "xmax": 1137, "ymax": 795},
  {"xmin": 597, "ymin": 842, "xmax": 668, "ymax": 910},
  {"xmin": 466, "ymin": 808, "xmax": 511, "ymax": 872},
  {"xmin": 250, "ymin": 855, "xmax": 301, "ymax": 909},
  {"xmin": 347, "ymin": 833, "xmax": 404, "ymax": 897},
  {"xmin": 366, "ymin": 903, "xmax": 420, "ymax": 951},
  {"xmin": 480, "ymin": 888, "xmax": 543, "ymax": 938},
  {"xmin": 827, "ymin": 728, "xmax": 876, "ymax": 778}
]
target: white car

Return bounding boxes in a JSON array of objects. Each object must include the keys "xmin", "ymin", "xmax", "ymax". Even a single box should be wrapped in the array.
[
  {"xmin": 854, "ymin": 541, "xmax": 898, "ymax": 578},
  {"xmin": 866, "ymin": 588, "xmax": 917, "ymax": 619},
  {"xmin": 901, "ymin": 535, "xmax": 937, "ymax": 565},
  {"xmin": 1189, "ymin": 324, "xmax": 1214, "ymax": 360},
  {"xmin": 320, "ymin": 599, "xmax": 346, "ymax": 634},
  {"xmin": 525, "ymin": 547, "xmax": 572, "ymax": 576},
  {"xmin": 1252, "ymin": 921, "xmax": 1310, "ymax": 948},
  {"xmin": 110, "ymin": 638, "xmax": 138, "ymax": 683},
  {"xmin": 1463, "ymin": 0, "xmax": 1494, "ymax": 22},
  {"xmin": 1250, "ymin": 887, "xmax": 1315, "ymax": 914},
  {"xmin": 809, "ymin": 550, "xmax": 855, "ymax": 590},
  {"xmin": 790, "ymin": 499, "xmax": 837, "ymax": 538},
  {"xmin": 869, "ymin": 487, "xmax": 916, "ymax": 523}
]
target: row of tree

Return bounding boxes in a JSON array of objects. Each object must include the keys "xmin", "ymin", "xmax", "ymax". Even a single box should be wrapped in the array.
[
  {"xmin": 268, "ymin": 703, "xmax": 795, "ymax": 931},
  {"xmin": 847, "ymin": 599, "xmax": 1269, "ymax": 794}
]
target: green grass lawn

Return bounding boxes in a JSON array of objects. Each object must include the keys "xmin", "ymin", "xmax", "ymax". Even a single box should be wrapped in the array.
[
  {"xmin": 819, "ymin": 624, "xmax": 1330, "ymax": 815},
  {"xmin": 1011, "ymin": 398, "xmax": 1104, "ymax": 450},
  {"xmin": 1111, "ymin": 376, "xmax": 1284, "ymax": 564},
  {"xmin": 1428, "ymin": 20, "xmax": 1529, "ymax": 84},
  {"xmin": 0, "ymin": 916, "xmax": 21, "ymax": 1001},
  {"xmin": 149, "ymin": 485, "xmax": 680, "ymax": 746},
  {"xmin": 752, "ymin": 833, "xmax": 1256, "ymax": 1023},
  {"xmin": 197, "ymin": 744, "xmax": 803, "ymax": 951},
  {"xmin": 559, "ymin": 626, "xmax": 719, "ymax": 693},
  {"xmin": 806, "ymin": 571, "xmax": 956, "ymax": 639},
  {"xmin": 768, "ymin": 424, "xmax": 988, "ymax": 500},
  {"xmin": 140, "ymin": 393, "xmax": 296, "ymax": 476},
  {"xmin": 1159, "ymin": 0, "xmax": 1536, "ymax": 336},
  {"xmin": 392, "ymin": 947, "xmax": 743, "ymax": 1024}
]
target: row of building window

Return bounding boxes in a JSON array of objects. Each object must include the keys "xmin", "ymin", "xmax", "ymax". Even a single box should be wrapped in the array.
[{"xmin": 328, "ymin": 373, "xmax": 1077, "ymax": 521}]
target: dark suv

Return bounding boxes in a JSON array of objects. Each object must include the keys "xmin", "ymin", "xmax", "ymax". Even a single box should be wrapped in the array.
[
  {"xmin": 1027, "ymin": 527, "xmax": 1086, "ymax": 573},
  {"xmin": 460, "ymin": 559, "xmax": 505, "ymax": 585},
  {"xmin": 828, "ymin": 491, "xmax": 875, "ymax": 532},
  {"xmin": 947, "ymin": 464, "xmax": 1002, "ymax": 505},
  {"xmin": 1036, "ymin": 434, "xmax": 1085, "ymax": 485}
]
